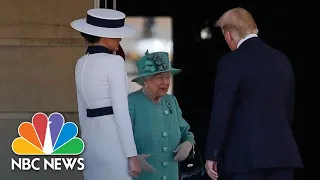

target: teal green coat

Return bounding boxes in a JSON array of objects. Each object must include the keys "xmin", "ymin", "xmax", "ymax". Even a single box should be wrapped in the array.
[{"xmin": 128, "ymin": 89, "xmax": 195, "ymax": 180}]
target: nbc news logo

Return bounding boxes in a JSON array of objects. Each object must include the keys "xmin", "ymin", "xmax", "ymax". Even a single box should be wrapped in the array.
[{"xmin": 11, "ymin": 112, "xmax": 85, "ymax": 171}]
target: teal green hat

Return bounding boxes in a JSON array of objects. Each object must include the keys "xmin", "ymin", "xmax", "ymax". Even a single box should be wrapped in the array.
[{"xmin": 132, "ymin": 50, "xmax": 181, "ymax": 83}]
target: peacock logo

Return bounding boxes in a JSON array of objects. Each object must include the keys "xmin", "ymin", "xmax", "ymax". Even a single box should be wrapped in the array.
[{"xmin": 11, "ymin": 112, "xmax": 84, "ymax": 155}]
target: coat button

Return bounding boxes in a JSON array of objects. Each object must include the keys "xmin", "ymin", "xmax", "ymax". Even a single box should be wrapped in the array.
[
  {"xmin": 164, "ymin": 110, "xmax": 169, "ymax": 114},
  {"xmin": 162, "ymin": 176, "xmax": 167, "ymax": 180},
  {"xmin": 162, "ymin": 162, "xmax": 168, "ymax": 167},
  {"xmin": 162, "ymin": 147, "xmax": 167, "ymax": 152},
  {"xmin": 162, "ymin": 132, "xmax": 167, "ymax": 137}
]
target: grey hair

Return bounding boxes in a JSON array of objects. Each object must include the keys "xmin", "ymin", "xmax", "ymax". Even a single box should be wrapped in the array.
[{"xmin": 137, "ymin": 75, "xmax": 152, "ymax": 86}]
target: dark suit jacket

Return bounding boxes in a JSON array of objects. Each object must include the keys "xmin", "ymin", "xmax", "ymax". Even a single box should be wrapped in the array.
[{"xmin": 205, "ymin": 37, "xmax": 303, "ymax": 174}]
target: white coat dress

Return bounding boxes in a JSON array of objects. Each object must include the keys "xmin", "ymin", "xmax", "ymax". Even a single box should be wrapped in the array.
[{"xmin": 75, "ymin": 46, "xmax": 137, "ymax": 180}]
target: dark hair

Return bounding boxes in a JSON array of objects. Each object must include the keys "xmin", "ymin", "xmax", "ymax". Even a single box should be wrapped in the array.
[
  {"xmin": 116, "ymin": 45, "xmax": 125, "ymax": 60},
  {"xmin": 80, "ymin": 32, "xmax": 101, "ymax": 44}
]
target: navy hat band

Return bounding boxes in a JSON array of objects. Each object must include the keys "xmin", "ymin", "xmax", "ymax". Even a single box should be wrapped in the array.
[{"xmin": 86, "ymin": 14, "xmax": 125, "ymax": 28}]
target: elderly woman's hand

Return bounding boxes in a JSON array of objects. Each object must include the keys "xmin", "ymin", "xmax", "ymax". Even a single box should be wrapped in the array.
[
  {"xmin": 137, "ymin": 154, "xmax": 156, "ymax": 172},
  {"xmin": 173, "ymin": 141, "xmax": 193, "ymax": 161}
]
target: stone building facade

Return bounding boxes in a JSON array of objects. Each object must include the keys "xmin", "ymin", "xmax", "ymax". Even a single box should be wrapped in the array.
[
  {"xmin": 0, "ymin": 0, "xmax": 93, "ymax": 179},
  {"xmin": 0, "ymin": 1, "xmax": 173, "ymax": 178}
]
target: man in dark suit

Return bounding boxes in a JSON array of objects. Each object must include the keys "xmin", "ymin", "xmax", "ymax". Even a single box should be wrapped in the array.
[{"xmin": 204, "ymin": 7, "xmax": 303, "ymax": 180}]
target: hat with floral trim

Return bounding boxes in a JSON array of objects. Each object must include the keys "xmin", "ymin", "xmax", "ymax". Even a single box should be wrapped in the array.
[{"xmin": 131, "ymin": 50, "xmax": 181, "ymax": 83}]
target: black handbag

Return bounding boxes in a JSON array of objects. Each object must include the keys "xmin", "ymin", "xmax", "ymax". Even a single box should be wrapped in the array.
[{"xmin": 179, "ymin": 146, "xmax": 208, "ymax": 180}]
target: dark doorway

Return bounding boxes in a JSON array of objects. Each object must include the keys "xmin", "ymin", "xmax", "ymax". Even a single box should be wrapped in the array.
[
  {"xmin": 172, "ymin": 5, "xmax": 303, "ymax": 180},
  {"xmin": 115, "ymin": 2, "xmax": 303, "ymax": 179}
]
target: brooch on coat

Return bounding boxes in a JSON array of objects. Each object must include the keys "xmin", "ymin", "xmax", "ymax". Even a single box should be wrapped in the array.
[{"xmin": 165, "ymin": 102, "xmax": 172, "ymax": 114}]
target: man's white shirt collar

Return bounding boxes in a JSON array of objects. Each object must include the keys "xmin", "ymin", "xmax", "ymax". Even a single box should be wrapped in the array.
[{"xmin": 237, "ymin": 34, "xmax": 258, "ymax": 49}]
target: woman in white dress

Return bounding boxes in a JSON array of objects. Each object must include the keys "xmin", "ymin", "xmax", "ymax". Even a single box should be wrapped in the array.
[{"xmin": 70, "ymin": 8, "xmax": 141, "ymax": 180}]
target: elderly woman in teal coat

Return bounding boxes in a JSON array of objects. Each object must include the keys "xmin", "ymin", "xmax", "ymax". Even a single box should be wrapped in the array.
[{"xmin": 128, "ymin": 50, "xmax": 195, "ymax": 180}]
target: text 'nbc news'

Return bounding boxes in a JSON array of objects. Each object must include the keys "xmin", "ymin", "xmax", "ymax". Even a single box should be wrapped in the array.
[{"xmin": 11, "ymin": 157, "xmax": 84, "ymax": 171}]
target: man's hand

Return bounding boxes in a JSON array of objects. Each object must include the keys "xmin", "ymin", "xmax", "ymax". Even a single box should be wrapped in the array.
[{"xmin": 205, "ymin": 160, "xmax": 218, "ymax": 179}]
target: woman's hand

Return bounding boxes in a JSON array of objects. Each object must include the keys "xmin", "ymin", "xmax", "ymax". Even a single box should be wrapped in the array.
[
  {"xmin": 128, "ymin": 156, "xmax": 141, "ymax": 177},
  {"xmin": 137, "ymin": 154, "xmax": 156, "ymax": 172},
  {"xmin": 173, "ymin": 141, "xmax": 193, "ymax": 161}
]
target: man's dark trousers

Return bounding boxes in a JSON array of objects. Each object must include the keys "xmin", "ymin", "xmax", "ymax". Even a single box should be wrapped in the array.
[{"xmin": 225, "ymin": 168, "xmax": 293, "ymax": 180}]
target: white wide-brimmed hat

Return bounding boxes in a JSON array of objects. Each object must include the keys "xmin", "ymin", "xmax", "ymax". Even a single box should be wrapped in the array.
[{"xmin": 70, "ymin": 8, "xmax": 137, "ymax": 38}]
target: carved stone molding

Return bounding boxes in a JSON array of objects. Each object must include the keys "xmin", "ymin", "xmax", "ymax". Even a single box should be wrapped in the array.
[{"xmin": 0, "ymin": 112, "xmax": 79, "ymax": 122}]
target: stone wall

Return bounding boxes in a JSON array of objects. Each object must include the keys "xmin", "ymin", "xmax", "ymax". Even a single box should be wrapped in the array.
[{"xmin": 0, "ymin": 0, "xmax": 92, "ymax": 179}]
